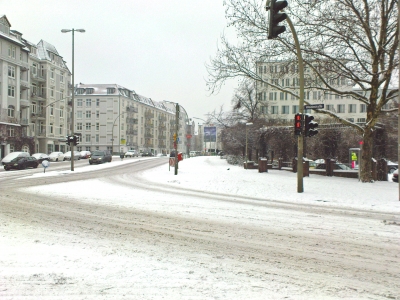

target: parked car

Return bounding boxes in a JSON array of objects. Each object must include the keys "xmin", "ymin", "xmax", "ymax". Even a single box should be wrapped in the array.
[
  {"xmin": 1, "ymin": 152, "xmax": 30, "ymax": 165},
  {"xmin": 80, "ymin": 150, "xmax": 91, "ymax": 159},
  {"xmin": 315, "ymin": 163, "xmax": 352, "ymax": 170},
  {"xmin": 125, "ymin": 150, "xmax": 139, "ymax": 157},
  {"xmin": 387, "ymin": 161, "xmax": 398, "ymax": 174},
  {"xmin": 156, "ymin": 153, "xmax": 167, "ymax": 157},
  {"xmin": 3, "ymin": 156, "xmax": 39, "ymax": 171},
  {"xmin": 141, "ymin": 150, "xmax": 153, "ymax": 157},
  {"xmin": 32, "ymin": 153, "xmax": 50, "ymax": 163},
  {"xmin": 49, "ymin": 151, "xmax": 65, "ymax": 162},
  {"xmin": 89, "ymin": 150, "xmax": 112, "ymax": 164},
  {"xmin": 64, "ymin": 151, "xmax": 81, "ymax": 161},
  {"xmin": 392, "ymin": 169, "xmax": 398, "ymax": 183}
]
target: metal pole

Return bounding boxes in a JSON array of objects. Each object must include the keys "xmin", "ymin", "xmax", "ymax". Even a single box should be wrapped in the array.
[
  {"xmin": 71, "ymin": 29, "xmax": 75, "ymax": 171},
  {"xmin": 245, "ymin": 126, "xmax": 248, "ymax": 167},
  {"xmin": 175, "ymin": 104, "xmax": 179, "ymax": 175},
  {"xmin": 286, "ymin": 16, "xmax": 304, "ymax": 193}
]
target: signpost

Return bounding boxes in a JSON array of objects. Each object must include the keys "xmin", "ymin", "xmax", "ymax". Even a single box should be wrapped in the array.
[{"xmin": 42, "ymin": 160, "xmax": 50, "ymax": 173}]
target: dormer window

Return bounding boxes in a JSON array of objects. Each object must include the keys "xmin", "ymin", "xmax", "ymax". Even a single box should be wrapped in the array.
[
  {"xmin": 107, "ymin": 88, "xmax": 115, "ymax": 94},
  {"xmin": 76, "ymin": 88, "xmax": 85, "ymax": 95},
  {"xmin": 0, "ymin": 18, "xmax": 10, "ymax": 35},
  {"xmin": 86, "ymin": 88, "xmax": 94, "ymax": 94}
]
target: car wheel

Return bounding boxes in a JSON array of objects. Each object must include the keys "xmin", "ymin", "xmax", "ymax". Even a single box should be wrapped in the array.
[
  {"xmin": 56, "ymin": 158, "xmax": 58, "ymax": 162},
  {"xmin": 4, "ymin": 166, "xmax": 9, "ymax": 171},
  {"xmin": 89, "ymin": 162, "xmax": 93, "ymax": 165}
]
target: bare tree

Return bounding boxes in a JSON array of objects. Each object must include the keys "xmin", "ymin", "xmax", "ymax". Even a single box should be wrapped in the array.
[{"xmin": 206, "ymin": 0, "xmax": 398, "ymax": 182}]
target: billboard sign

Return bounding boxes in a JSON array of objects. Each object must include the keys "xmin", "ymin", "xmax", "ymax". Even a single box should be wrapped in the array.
[{"xmin": 204, "ymin": 127, "xmax": 216, "ymax": 142}]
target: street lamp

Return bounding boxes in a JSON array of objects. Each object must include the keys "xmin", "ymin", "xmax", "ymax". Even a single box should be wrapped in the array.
[
  {"xmin": 245, "ymin": 122, "xmax": 253, "ymax": 168},
  {"xmin": 61, "ymin": 28, "xmax": 85, "ymax": 171},
  {"xmin": 193, "ymin": 117, "xmax": 209, "ymax": 154},
  {"xmin": 111, "ymin": 111, "xmax": 125, "ymax": 156}
]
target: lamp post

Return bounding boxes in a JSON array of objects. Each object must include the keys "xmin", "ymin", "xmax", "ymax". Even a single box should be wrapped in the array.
[
  {"xmin": 245, "ymin": 122, "xmax": 253, "ymax": 168},
  {"xmin": 111, "ymin": 111, "xmax": 125, "ymax": 156},
  {"xmin": 61, "ymin": 28, "xmax": 85, "ymax": 171},
  {"xmin": 193, "ymin": 117, "xmax": 208, "ymax": 154}
]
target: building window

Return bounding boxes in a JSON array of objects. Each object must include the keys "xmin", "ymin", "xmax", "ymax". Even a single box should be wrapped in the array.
[
  {"xmin": 32, "ymin": 102, "xmax": 37, "ymax": 113},
  {"xmin": 96, "ymin": 134, "xmax": 99, "ymax": 142},
  {"xmin": 292, "ymin": 105, "xmax": 299, "ymax": 114},
  {"xmin": 85, "ymin": 123, "xmax": 91, "ymax": 130},
  {"xmin": 60, "ymin": 73, "xmax": 64, "ymax": 83},
  {"xmin": 360, "ymin": 104, "xmax": 367, "ymax": 113},
  {"xmin": 96, "ymin": 99, "xmax": 100, "ymax": 106},
  {"xmin": 271, "ymin": 106, "xmax": 279, "ymax": 114},
  {"xmin": 281, "ymin": 105, "xmax": 289, "ymax": 114},
  {"xmin": 50, "ymin": 87, "xmax": 55, "ymax": 98},
  {"xmin": 77, "ymin": 111, "xmax": 82, "ymax": 119},
  {"xmin": 96, "ymin": 123, "xmax": 99, "ymax": 130},
  {"xmin": 86, "ymin": 111, "xmax": 91, "ymax": 118},
  {"xmin": 86, "ymin": 88, "xmax": 94, "ymax": 94},
  {"xmin": 32, "ymin": 63, "xmax": 37, "ymax": 75},
  {"xmin": 60, "ymin": 124, "xmax": 63, "ymax": 135},
  {"xmin": 349, "ymin": 104, "xmax": 356, "ymax": 113},
  {"xmin": 107, "ymin": 88, "xmax": 115, "ymax": 94},
  {"xmin": 357, "ymin": 118, "xmax": 366, "ymax": 123},
  {"xmin": 8, "ymin": 45, "xmax": 16, "ymax": 59},
  {"xmin": 96, "ymin": 111, "xmax": 99, "ymax": 118},
  {"xmin": 8, "ymin": 126, "xmax": 15, "ymax": 137},
  {"xmin": 86, "ymin": 135, "xmax": 91, "ymax": 143},
  {"xmin": 77, "ymin": 99, "xmax": 83, "ymax": 107},
  {"xmin": 60, "ymin": 108, "xmax": 64, "ymax": 118},
  {"xmin": 280, "ymin": 92, "xmax": 284, "ymax": 100},
  {"xmin": 77, "ymin": 123, "xmax": 83, "ymax": 131},
  {"xmin": 337, "ymin": 104, "xmax": 345, "ymax": 113},
  {"xmin": 8, "ymin": 66, "xmax": 15, "ymax": 78},
  {"xmin": 50, "ymin": 70, "xmax": 54, "ymax": 79},
  {"xmin": 86, "ymin": 99, "xmax": 92, "ymax": 107},
  {"xmin": 50, "ymin": 123, "xmax": 53, "ymax": 134},
  {"xmin": 326, "ymin": 104, "xmax": 334, "ymax": 111},
  {"xmin": 7, "ymin": 105, "xmax": 15, "ymax": 117},
  {"xmin": 50, "ymin": 105, "xmax": 54, "ymax": 115},
  {"xmin": 8, "ymin": 85, "xmax": 15, "ymax": 97},
  {"xmin": 76, "ymin": 88, "xmax": 85, "ymax": 95}
]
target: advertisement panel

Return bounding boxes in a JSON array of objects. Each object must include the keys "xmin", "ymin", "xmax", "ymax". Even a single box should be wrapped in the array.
[{"xmin": 204, "ymin": 126, "xmax": 216, "ymax": 142}]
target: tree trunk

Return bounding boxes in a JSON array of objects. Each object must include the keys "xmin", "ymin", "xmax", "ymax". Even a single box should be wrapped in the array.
[{"xmin": 360, "ymin": 129, "xmax": 374, "ymax": 182}]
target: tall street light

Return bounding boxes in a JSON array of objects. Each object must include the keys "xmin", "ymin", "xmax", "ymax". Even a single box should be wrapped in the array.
[
  {"xmin": 111, "ymin": 111, "xmax": 126, "ymax": 156},
  {"xmin": 245, "ymin": 122, "xmax": 253, "ymax": 168},
  {"xmin": 61, "ymin": 28, "xmax": 85, "ymax": 171}
]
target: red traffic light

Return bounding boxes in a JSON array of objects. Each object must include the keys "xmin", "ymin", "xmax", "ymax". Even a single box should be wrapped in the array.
[{"xmin": 294, "ymin": 113, "xmax": 302, "ymax": 136}]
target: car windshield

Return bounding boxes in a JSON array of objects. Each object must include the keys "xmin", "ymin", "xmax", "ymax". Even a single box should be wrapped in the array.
[{"xmin": 92, "ymin": 151, "xmax": 104, "ymax": 156}]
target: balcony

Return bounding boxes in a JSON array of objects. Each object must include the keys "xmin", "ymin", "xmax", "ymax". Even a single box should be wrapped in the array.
[
  {"xmin": 31, "ymin": 92, "xmax": 46, "ymax": 100},
  {"xmin": 126, "ymin": 129, "xmax": 138, "ymax": 135},
  {"xmin": 158, "ymin": 116, "xmax": 167, "ymax": 121},
  {"xmin": 145, "ymin": 111, "xmax": 154, "ymax": 118},
  {"xmin": 36, "ymin": 129, "xmax": 46, "ymax": 137},
  {"xmin": 158, "ymin": 125, "xmax": 167, "ymax": 131},
  {"xmin": 30, "ymin": 70, "xmax": 46, "ymax": 82},
  {"xmin": 20, "ymin": 98, "xmax": 30, "ymax": 107},
  {"xmin": 126, "ymin": 117, "xmax": 138, "ymax": 124},
  {"xmin": 20, "ymin": 79, "xmax": 29, "ymax": 90},
  {"xmin": 20, "ymin": 118, "xmax": 29, "ymax": 126},
  {"xmin": 144, "ymin": 133, "xmax": 154, "ymax": 138},
  {"xmin": 19, "ymin": 61, "xmax": 29, "ymax": 71},
  {"xmin": 127, "ymin": 106, "xmax": 138, "ymax": 113},
  {"xmin": 31, "ymin": 112, "xmax": 46, "ymax": 119},
  {"xmin": 144, "ymin": 122, "xmax": 154, "ymax": 128}
]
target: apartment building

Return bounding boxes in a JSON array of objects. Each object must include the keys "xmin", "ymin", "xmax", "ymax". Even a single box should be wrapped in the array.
[
  {"xmin": 0, "ymin": 15, "xmax": 71, "ymax": 158},
  {"xmin": 256, "ymin": 61, "xmax": 368, "ymax": 124},
  {"xmin": 74, "ymin": 84, "xmax": 188, "ymax": 155}
]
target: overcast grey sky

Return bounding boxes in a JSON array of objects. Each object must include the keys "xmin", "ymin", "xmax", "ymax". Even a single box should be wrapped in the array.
[{"xmin": 4, "ymin": 0, "xmax": 239, "ymax": 121}]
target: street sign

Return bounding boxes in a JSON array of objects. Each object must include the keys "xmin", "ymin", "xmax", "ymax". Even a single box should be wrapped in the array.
[{"xmin": 304, "ymin": 104, "xmax": 324, "ymax": 109}]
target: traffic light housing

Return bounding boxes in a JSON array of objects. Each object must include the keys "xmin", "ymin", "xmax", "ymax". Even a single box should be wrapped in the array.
[
  {"xmin": 268, "ymin": 0, "xmax": 288, "ymax": 39},
  {"xmin": 294, "ymin": 113, "xmax": 302, "ymax": 136},
  {"xmin": 173, "ymin": 133, "xmax": 177, "ymax": 141},
  {"xmin": 65, "ymin": 135, "xmax": 70, "ymax": 146},
  {"xmin": 68, "ymin": 135, "xmax": 74, "ymax": 145},
  {"xmin": 73, "ymin": 135, "xmax": 80, "ymax": 145},
  {"xmin": 304, "ymin": 114, "xmax": 319, "ymax": 137}
]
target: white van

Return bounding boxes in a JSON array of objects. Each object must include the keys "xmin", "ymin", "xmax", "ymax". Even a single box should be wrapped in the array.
[
  {"xmin": 1, "ymin": 152, "xmax": 30, "ymax": 165},
  {"xmin": 190, "ymin": 151, "xmax": 197, "ymax": 157}
]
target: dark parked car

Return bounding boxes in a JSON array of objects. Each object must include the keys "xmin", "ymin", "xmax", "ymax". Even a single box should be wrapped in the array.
[
  {"xmin": 89, "ymin": 150, "xmax": 112, "ymax": 164},
  {"xmin": 315, "ymin": 163, "xmax": 352, "ymax": 170},
  {"xmin": 141, "ymin": 150, "xmax": 153, "ymax": 157},
  {"xmin": 4, "ymin": 156, "xmax": 39, "ymax": 171}
]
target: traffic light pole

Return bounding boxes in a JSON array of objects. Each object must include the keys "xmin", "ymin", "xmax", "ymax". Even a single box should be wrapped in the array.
[
  {"xmin": 174, "ymin": 103, "xmax": 180, "ymax": 175},
  {"xmin": 286, "ymin": 15, "xmax": 305, "ymax": 193}
]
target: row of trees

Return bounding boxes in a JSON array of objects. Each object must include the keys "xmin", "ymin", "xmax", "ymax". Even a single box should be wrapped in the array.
[{"xmin": 205, "ymin": 0, "xmax": 398, "ymax": 182}]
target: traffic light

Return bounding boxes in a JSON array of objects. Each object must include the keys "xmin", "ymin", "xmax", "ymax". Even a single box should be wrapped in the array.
[
  {"xmin": 73, "ymin": 135, "xmax": 80, "ymax": 145},
  {"xmin": 68, "ymin": 135, "xmax": 74, "ymax": 145},
  {"xmin": 268, "ymin": 0, "xmax": 288, "ymax": 39},
  {"xmin": 304, "ymin": 114, "xmax": 319, "ymax": 137},
  {"xmin": 294, "ymin": 113, "xmax": 302, "ymax": 136},
  {"xmin": 65, "ymin": 135, "xmax": 70, "ymax": 146},
  {"xmin": 173, "ymin": 133, "xmax": 177, "ymax": 141}
]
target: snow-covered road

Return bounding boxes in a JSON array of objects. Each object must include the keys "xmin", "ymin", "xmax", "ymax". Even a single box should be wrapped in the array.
[{"xmin": 1, "ymin": 156, "xmax": 399, "ymax": 299}]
